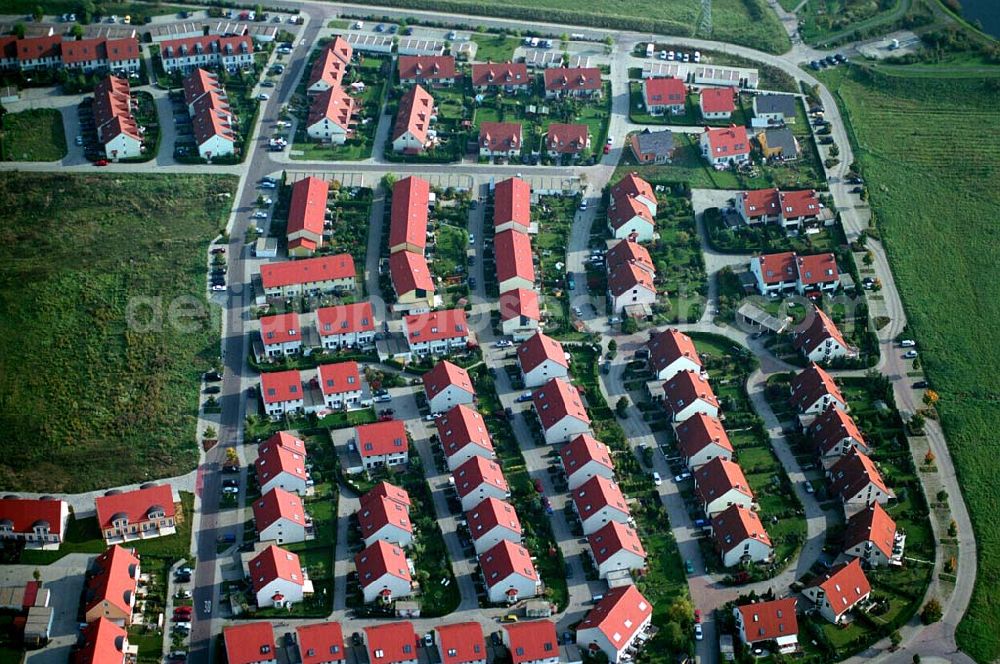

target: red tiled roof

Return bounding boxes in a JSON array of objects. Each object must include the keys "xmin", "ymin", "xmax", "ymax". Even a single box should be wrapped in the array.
[
  {"xmin": 607, "ymin": 193, "xmax": 654, "ymax": 232},
  {"xmin": 0, "ymin": 498, "xmax": 65, "ymax": 538},
  {"xmin": 392, "ymin": 84, "xmax": 434, "ymax": 144},
  {"xmin": 317, "ymin": 361, "xmax": 362, "ymax": 396},
  {"xmin": 694, "ymin": 458, "xmax": 753, "ymax": 506},
  {"xmin": 260, "ymin": 312, "xmax": 301, "ymax": 347},
  {"xmin": 182, "ymin": 68, "xmax": 224, "ymax": 108},
  {"xmin": 789, "ymin": 363, "xmax": 845, "ymax": 412},
  {"xmin": 494, "ymin": 177, "xmax": 531, "ymax": 231},
  {"xmin": 398, "ymin": 55, "xmax": 457, "ymax": 81},
  {"xmin": 809, "ymin": 406, "xmax": 865, "ymax": 456},
  {"xmin": 643, "ymin": 77, "xmax": 686, "ymax": 107},
  {"xmin": 608, "ymin": 261, "xmax": 655, "ymax": 298},
  {"xmin": 358, "ymin": 495, "xmax": 412, "ymax": 540},
  {"xmin": 703, "ymin": 125, "xmax": 750, "ymax": 157},
  {"xmin": 663, "ymin": 370, "xmax": 719, "ymax": 415},
  {"xmin": 588, "ymin": 521, "xmax": 646, "ymax": 566},
  {"xmin": 93, "ymin": 75, "xmax": 140, "ymax": 143},
  {"xmin": 494, "ymin": 229, "xmax": 535, "ymax": 287},
  {"xmin": 756, "ymin": 251, "xmax": 797, "ymax": 284},
  {"xmin": 573, "ymin": 475, "xmax": 630, "ymax": 522},
  {"xmin": 466, "ymin": 497, "xmax": 521, "ymax": 542},
  {"xmin": 561, "ymin": 434, "xmax": 614, "ymax": 475},
  {"xmin": 480, "ymin": 539, "xmax": 537, "ymax": 587},
  {"xmin": 327, "ymin": 36, "xmax": 353, "ymax": 65},
  {"xmin": 504, "ymin": 621, "xmax": 558, "ymax": 664},
  {"xmin": 355, "ymin": 420, "xmax": 409, "ymax": 459},
  {"xmin": 435, "ymin": 622, "xmax": 486, "ymax": 664},
  {"xmin": 700, "ymin": 87, "xmax": 736, "ymax": 113},
  {"xmin": 606, "ymin": 240, "xmax": 653, "ymax": 273},
  {"xmin": 356, "ymin": 541, "xmax": 411, "ymax": 588},
  {"xmin": 796, "ymin": 253, "xmax": 839, "ymax": 286},
  {"xmin": 453, "ymin": 456, "xmax": 508, "ymax": 499},
  {"xmin": 793, "ymin": 306, "xmax": 855, "ymax": 357},
  {"xmin": 499, "ymin": 288, "xmax": 541, "ymax": 323},
  {"xmin": 256, "ymin": 442, "xmax": 308, "ymax": 485},
  {"xmin": 423, "ymin": 360, "xmax": 475, "ymax": 401},
  {"xmin": 250, "ymin": 544, "xmax": 303, "ymax": 594},
  {"xmin": 260, "ymin": 255, "xmax": 356, "ymax": 289},
  {"xmin": 543, "ymin": 66, "xmax": 602, "ymax": 92},
  {"xmin": 518, "ymin": 332, "xmax": 568, "ymax": 374},
  {"xmin": 104, "ymin": 37, "xmax": 139, "ymax": 62},
  {"xmin": 253, "ymin": 487, "xmax": 306, "ymax": 533},
  {"xmin": 829, "ymin": 448, "xmax": 892, "ymax": 502},
  {"xmin": 390, "ymin": 176, "xmax": 430, "ymax": 251},
  {"xmin": 95, "ymin": 485, "xmax": 175, "ymax": 532},
  {"xmin": 76, "ymin": 618, "xmax": 128, "ymax": 664},
  {"xmin": 779, "ymin": 189, "xmax": 822, "ymax": 219},
  {"xmin": 404, "ymin": 309, "xmax": 469, "ymax": 344},
  {"xmin": 844, "ymin": 502, "xmax": 897, "ymax": 558},
  {"xmin": 389, "ymin": 250, "xmax": 435, "ymax": 296},
  {"xmin": 160, "ymin": 35, "xmax": 252, "ymax": 61},
  {"xmin": 260, "ymin": 369, "xmax": 303, "ymax": 404},
  {"xmin": 807, "ymin": 558, "xmax": 870, "ymax": 618},
  {"xmin": 224, "ymin": 623, "xmax": 276, "ymax": 664},
  {"xmin": 533, "ymin": 378, "xmax": 591, "ymax": 430},
  {"xmin": 307, "ymin": 86, "xmax": 355, "ymax": 131},
  {"xmin": 470, "ymin": 62, "xmax": 528, "ymax": 87},
  {"xmin": 545, "ymin": 123, "xmax": 589, "ymax": 153},
  {"xmin": 736, "ymin": 597, "xmax": 798, "ymax": 644},
  {"xmin": 61, "ymin": 37, "xmax": 104, "ymax": 64},
  {"xmin": 611, "ymin": 172, "xmax": 655, "ymax": 205},
  {"xmin": 365, "ymin": 621, "xmax": 417, "ymax": 664},
  {"xmin": 16, "ymin": 35, "xmax": 61, "ymax": 62},
  {"xmin": 480, "ymin": 121, "xmax": 522, "ymax": 152},
  {"xmin": 264, "ymin": 431, "xmax": 307, "ymax": 454},
  {"xmin": 647, "ymin": 328, "xmax": 701, "ymax": 374},
  {"xmin": 739, "ymin": 188, "xmax": 780, "ymax": 220},
  {"xmin": 297, "ymin": 622, "xmax": 346, "ymax": 664},
  {"xmin": 675, "ymin": 412, "xmax": 733, "ymax": 459},
  {"xmin": 578, "ymin": 585, "xmax": 652, "ymax": 649},
  {"xmin": 712, "ymin": 504, "xmax": 771, "ymax": 554},
  {"xmin": 316, "ymin": 302, "xmax": 376, "ymax": 338},
  {"xmin": 360, "ymin": 482, "xmax": 412, "ymax": 511},
  {"xmin": 437, "ymin": 404, "xmax": 495, "ymax": 459},
  {"xmin": 309, "ymin": 40, "xmax": 350, "ymax": 90},
  {"xmin": 85, "ymin": 545, "xmax": 140, "ymax": 617}
]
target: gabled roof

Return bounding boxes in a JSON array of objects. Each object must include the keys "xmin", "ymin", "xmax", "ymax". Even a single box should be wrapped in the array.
[
  {"xmin": 807, "ymin": 558, "xmax": 871, "ymax": 618},
  {"xmin": 466, "ymin": 497, "xmax": 522, "ymax": 541},
  {"xmin": 317, "ymin": 361, "xmax": 362, "ymax": 396},
  {"xmin": 518, "ymin": 332, "xmax": 569, "ymax": 374},
  {"xmin": 260, "ymin": 312, "xmax": 301, "ymax": 347},
  {"xmin": 499, "ymin": 288, "xmax": 541, "ymax": 323},
  {"xmin": 16, "ymin": 35, "xmax": 61, "ymax": 62},
  {"xmin": 755, "ymin": 251, "xmax": 797, "ymax": 284},
  {"xmin": 754, "ymin": 93, "xmax": 797, "ymax": 117},
  {"xmin": 829, "ymin": 448, "xmax": 892, "ymax": 502},
  {"xmin": 160, "ymin": 35, "xmax": 252, "ymax": 60},
  {"xmin": 437, "ymin": 404, "xmax": 495, "ymax": 458},
  {"xmin": 573, "ymin": 475, "xmax": 630, "ymax": 522},
  {"xmin": 778, "ymin": 189, "xmax": 821, "ymax": 219},
  {"xmin": 533, "ymin": 378, "xmax": 590, "ymax": 430},
  {"xmin": 494, "ymin": 229, "xmax": 535, "ymax": 286},
  {"xmin": 308, "ymin": 39, "xmax": 350, "ymax": 90},
  {"xmin": 711, "ymin": 504, "xmax": 771, "ymax": 554},
  {"xmin": 264, "ymin": 431, "xmax": 307, "ymax": 454},
  {"xmin": 608, "ymin": 192, "xmax": 654, "ymax": 231},
  {"xmin": 390, "ymin": 176, "xmax": 430, "ymax": 251},
  {"xmin": 578, "ymin": 585, "xmax": 652, "ymax": 649},
  {"xmin": 253, "ymin": 487, "xmax": 306, "ymax": 533},
  {"xmin": 392, "ymin": 84, "xmax": 434, "ymax": 143},
  {"xmin": 545, "ymin": 123, "xmax": 589, "ymax": 153},
  {"xmin": 694, "ymin": 458, "xmax": 753, "ymax": 506},
  {"xmin": 316, "ymin": 301, "xmax": 376, "ymax": 337},
  {"xmin": 86, "ymin": 545, "xmax": 140, "ymax": 617},
  {"xmin": 647, "ymin": 328, "xmax": 701, "ymax": 374},
  {"xmin": 736, "ymin": 597, "xmax": 798, "ymax": 644},
  {"xmin": 702, "ymin": 125, "xmax": 750, "ymax": 156},
  {"xmin": 588, "ymin": 521, "xmax": 646, "ymax": 565},
  {"xmin": 365, "ymin": 621, "xmax": 417, "ymax": 664},
  {"xmin": 663, "ymin": 370, "xmax": 719, "ymax": 415},
  {"xmin": 354, "ymin": 420, "xmax": 409, "ymax": 458},
  {"xmin": 260, "ymin": 254, "xmax": 356, "ymax": 289},
  {"xmin": 360, "ymin": 482, "xmax": 412, "ymax": 511},
  {"xmin": 256, "ymin": 442, "xmax": 308, "ymax": 485},
  {"xmin": 561, "ymin": 433, "xmax": 614, "ymax": 476},
  {"xmin": 182, "ymin": 68, "xmax": 223, "ymax": 108},
  {"xmin": 789, "ymin": 363, "xmax": 845, "ymax": 412},
  {"xmin": 643, "ymin": 76, "xmax": 686, "ymax": 106},
  {"xmin": 356, "ymin": 540, "xmax": 411, "ymax": 587},
  {"xmin": 104, "ymin": 38, "xmax": 140, "ymax": 62},
  {"xmin": 0, "ymin": 497, "xmax": 65, "ymax": 537},
  {"xmin": 404, "ymin": 309, "xmax": 469, "ymax": 344},
  {"xmin": 470, "ymin": 62, "xmax": 528, "ymax": 87},
  {"xmin": 389, "ymin": 250, "xmax": 435, "ymax": 296},
  {"xmin": 398, "ymin": 55, "xmax": 457, "ymax": 80},
  {"xmin": 700, "ymin": 87, "xmax": 736, "ymax": 114},
  {"xmin": 480, "ymin": 121, "xmax": 522, "ymax": 152},
  {"xmin": 843, "ymin": 502, "xmax": 897, "ymax": 559},
  {"xmin": 631, "ymin": 128, "xmax": 674, "ymax": 157},
  {"xmin": 76, "ymin": 618, "xmax": 128, "ymax": 664},
  {"xmin": 494, "ymin": 177, "xmax": 531, "ymax": 231},
  {"xmin": 249, "ymin": 544, "xmax": 303, "ymax": 593},
  {"xmin": 675, "ymin": 412, "xmax": 733, "ymax": 459},
  {"xmin": 608, "ymin": 261, "xmax": 655, "ymax": 297},
  {"xmin": 796, "ymin": 253, "xmax": 839, "ymax": 286},
  {"xmin": 453, "ymin": 456, "xmax": 508, "ymax": 499},
  {"xmin": 739, "ymin": 188, "xmax": 780, "ymax": 219},
  {"xmin": 809, "ymin": 406, "xmax": 865, "ymax": 456},
  {"xmin": 424, "ymin": 360, "xmax": 475, "ymax": 401},
  {"xmin": 297, "ymin": 622, "xmax": 346, "ymax": 664},
  {"xmin": 224, "ymin": 623, "xmax": 276, "ymax": 664},
  {"xmin": 480, "ymin": 539, "xmax": 537, "ymax": 587},
  {"xmin": 307, "ymin": 86, "xmax": 355, "ymax": 131},
  {"xmin": 606, "ymin": 240, "xmax": 654, "ymax": 273},
  {"xmin": 260, "ymin": 369, "xmax": 303, "ymax": 404},
  {"xmin": 543, "ymin": 66, "xmax": 602, "ymax": 92},
  {"xmin": 358, "ymin": 495, "xmax": 412, "ymax": 540},
  {"xmin": 95, "ymin": 485, "xmax": 175, "ymax": 531},
  {"xmin": 61, "ymin": 37, "xmax": 105, "ymax": 64},
  {"xmin": 191, "ymin": 104, "xmax": 236, "ymax": 148},
  {"xmin": 504, "ymin": 621, "xmax": 558, "ymax": 664},
  {"xmin": 435, "ymin": 622, "xmax": 486, "ymax": 664}
]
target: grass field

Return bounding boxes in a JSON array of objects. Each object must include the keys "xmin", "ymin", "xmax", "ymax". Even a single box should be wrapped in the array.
[
  {"xmin": 0, "ymin": 174, "xmax": 237, "ymax": 492},
  {"xmin": 470, "ymin": 33, "xmax": 521, "ymax": 62},
  {"xmin": 819, "ymin": 65, "xmax": 1000, "ymax": 662},
  {"xmin": 797, "ymin": 0, "xmax": 909, "ymax": 45},
  {"xmin": 0, "ymin": 108, "xmax": 67, "ymax": 161}
]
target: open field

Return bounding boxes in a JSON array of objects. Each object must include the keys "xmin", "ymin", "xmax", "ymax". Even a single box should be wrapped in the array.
[
  {"xmin": 820, "ymin": 65, "xmax": 1000, "ymax": 662},
  {"xmin": 797, "ymin": 0, "xmax": 912, "ymax": 45},
  {"xmin": 0, "ymin": 108, "xmax": 67, "ymax": 161},
  {"xmin": 0, "ymin": 173, "xmax": 237, "ymax": 492}
]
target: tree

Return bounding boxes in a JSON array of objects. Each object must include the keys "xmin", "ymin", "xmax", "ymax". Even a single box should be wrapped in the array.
[
  {"xmin": 890, "ymin": 630, "xmax": 902, "ymax": 649},
  {"xmin": 924, "ymin": 449, "xmax": 936, "ymax": 465},
  {"xmin": 14, "ymin": 22, "xmax": 25, "ymax": 38},
  {"xmin": 661, "ymin": 622, "xmax": 686, "ymax": 651},
  {"xmin": 937, "ymin": 489, "xmax": 948, "ymax": 503},
  {"xmin": 381, "ymin": 172, "xmax": 397, "ymax": 190},
  {"xmin": 666, "ymin": 597, "xmax": 694, "ymax": 625},
  {"xmin": 863, "ymin": 251, "xmax": 874, "ymax": 266},
  {"xmin": 829, "ymin": 143, "xmax": 840, "ymax": 157},
  {"xmin": 921, "ymin": 598, "xmax": 943, "ymax": 624},
  {"xmin": 607, "ymin": 339, "xmax": 617, "ymax": 353},
  {"xmin": 622, "ymin": 318, "xmax": 638, "ymax": 334},
  {"xmin": 32, "ymin": 569, "xmax": 41, "ymax": 583},
  {"xmin": 909, "ymin": 412, "xmax": 925, "ymax": 433},
  {"xmin": 71, "ymin": 24, "xmax": 84, "ymax": 39},
  {"xmin": 615, "ymin": 397, "xmax": 629, "ymax": 417},
  {"xmin": 948, "ymin": 519, "xmax": 958, "ymax": 537},
  {"xmin": 33, "ymin": 6, "xmax": 43, "ymax": 21},
  {"xmin": 204, "ymin": 425, "xmax": 217, "ymax": 440},
  {"xmin": 254, "ymin": 4, "xmax": 264, "ymax": 19},
  {"xmin": 923, "ymin": 389, "xmax": 939, "ymax": 406}
]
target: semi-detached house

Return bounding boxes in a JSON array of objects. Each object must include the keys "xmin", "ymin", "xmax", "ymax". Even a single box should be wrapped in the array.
[
  {"xmin": 317, "ymin": 361, "xmax": 364, "ymax": 410},
  {"xmin": 76, "ymin": 618, "xmax": 133, "ymax": 664},
  {"xmin": 356, "ymin": 541, "xmax": 413, "ymax": 603},
  {"xmin": 471, "ymin": 62, "xmax": 530, "ymax": 93},
  {"xmin": 94, "ymin": 484, "xmax": 176, "ymax": 545},
  {"xmin": 84, "ymin": 545, "xmax": 140, "ymax": 626},
  {"xmin": 316, "ymin": 301, "xmax": 376, "ymax": 350},
  {"xmin": 466, "ymin": 497, "xmax": 522, "ymax": 555},
  {"xmin": 843, "ymin": 502, "xmax": 902, "ymax": 568},
  {"xmin": 260, "ymin": 369, "xmax": 304, "ymax": 418},
  {"xmin": 398, "ymin": 55, "xmax": 458, "ymax": 86},
  {"xmin": 364, "ymin": 622, "xmax": 419, "ymax": 664},
  {"xmin": 572, "ymin": 475, "xmax": 631, "ymax": 535},
  {"xmin": 256, "ymin": 436, "xmax": 309, "ymax": 495},
  {"xmin": 533, "ymin": 377, "xmax": 591, "ymax": 444},
  {"xmin": 453, "ymin": 456, "xmax": 510, "ymax": 511},
  {"xmin": 307, "ymin": 36, "xmax": 352, "ymax": 93},
  {"xmin": 493, "ymin": 177, "xmax": 532, "ymax": 234},
  {"xmin": 434, "ymin": 622, "xmax": 486, "ymax": 664},
  {"xmin": 423, "ymin": 360, "xmax": 476, "ymax": 414},
  {"xmin": 224, "ymin": 623, "xmax": 277, "ymax": 664},
  {"xmin": 93, "ymin": 75, "xmax": 142, "ymax": 160},
  {"xmin": 750, "ymin": 251, "xmax": 840, "ymax": 296},
  {"xmin": 358, "ymin": 494, "xmax": 413, "ymax": 548},
  {"xmin": 711, "ymin": 504, "xmax": 772, "ymax": 567},
  {"xmin": 297, "ymin": 622, "xmax": 346, "ymax": 664},
  {"xmin": 734, "ymin": 597, "xmax": 799, "ymax": 653},
  {"xmin": 576, "ymin": 585, "xmax": 653, "ymax": 663},
  {"xmin": 392, "ymin": 84, "xmax": 435, "ymax": 154},
  {"xmin": 437, "ymin": 404, "xmax": 496, "ymax": 471},
  {"xmin": 560, "ymin": 433, "xmax": 615, "ymax": 490},
  {"xmin": 249, "ymin": 544, "xmax": 305, "ymax": 608},
  {"xmin": 479, "ymin": 121, "xmax": 522, "ymax": 159},
  {"xmin": 403, "ymin": 309, "xmax": 469, "ymax": 356},
  {"xmin": 504, "ymin": 621, "xmax": 559, "ymax": 664},
  {"xmin": 828, "ymin": 448, "xmax": 893, "ymax": 514},
  {"xmin": 253, "ymin": 487, "xmax": 309, "ymax": 545},
  {"xmin": 646, "ymin": 328, "xmax": 701, "ymax": 381},
  {"xmin": 494, "ymin": 229, "xmax": 535, "ymax": 294},
  {"xmin": 389, "ymin": 251, "xmax": 435, "ymax": 311},
  {"xmin": 390, "ymin": 176, "xmax": 430, "ymax": 254},
  {"xmin": 355, "ymin": 420, "xmax": 409, "ymax": 471},
  {"xmin": 674, "ymin": 412, "xmax": 734, "ymax": 469},
  {"xmin": 693, "ymin": 457, "xmax": 754, "ymax": 516},
  {"xmin": 587, "ymin": 521, "xmax": 646, "ymax": 580},
  {"xmin": 808, "ymin": 406, "xmax": 869, "ymax": 462},
  {"xmin": 306, "ymin": 86, "xmax": 355, "ymax": 145},
  {"xmin": 543, "ymin": 66, "xmax": 603, "ymax": 98},
  {"xmin": 259, "ymin": 312, "xmax": 302, "ymax": 357},
  {"xmin": 792, "ymin": 306, "xmax": 858, "ymax": 364},
  {"xmin": 0, "ymin": 498, "xmax": 69, "ymax": 550},
  {"xmin": 803, "ymin": 558, "xmax": 870, "ymax": 624},
  {"xmin": 662, "ymin": 369, "xmax": 719, "ymax": 423},
  {"xmin": 789, "ymin": 363, "xmax": 848, "ymax": 415},
  {"xmin": 480, "ymin": 539, "xmax": 539, "ymax": 603},
  {"xmin": 518, "ymin": 332, "xmax": 569, "ymax": 388},
  {"xmin": 499, "ymin": 288, "xmax": 541, "ymax": 341}
]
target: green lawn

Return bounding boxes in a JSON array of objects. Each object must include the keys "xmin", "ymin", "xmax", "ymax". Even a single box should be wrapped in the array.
[
  {"xmin": 818, "ymin": 65, "xmax": 1000, "ymax": 662},
  {"xmin": 0, "ymin": 174, "xmax": 236, "ymax": 492},
  {"xmin": 0, "ymin": 108, "xmax": 67, "ymax": 161},
  {"xmin": 470, "ymin": 34, "xmax": 521, "ymax": 62},
  {"xmin": 797, "ymin": 0, "xmax": 911, "ymax": 46}
]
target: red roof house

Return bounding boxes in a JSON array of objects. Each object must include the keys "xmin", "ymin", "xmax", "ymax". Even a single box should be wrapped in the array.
[
  {"xmin": 711, "ymin": 504, "xmax": 772, "ymax": 567},
  {"xmin": 75, "ymin": 617, "xmax": 131, "ymax": 664},
  {"xmin": 389, "ymin": 250, "xmax": 435, "ymax": 304},
  {"xmin": 576, "ymin": 586, "xmax": 653, "ymax": 662},
  {"xmin": 479, "ymin": 121, "xmax": 522, "ymax": 158},
  {"xmin": 224, "ymin": 622, "xmax": 277, "ymax": 664},
  {"xmin": 403, "ymin": 309, "xmax": 470, "ymax": 355},
  {"xmin": 253, "ymin": 487, "xmax": 308, "ymax": 545},
  {"xmin": 259, "ymin": 312, "xmax": 302, "ymax": 356},
  {"xmin": 674, "ymin": 412, "xmax": 734, "ymax": 469},
  {"xmin": 94, "ymin": 485, "xmax": 176, "ymax": 545},
  {"xmin": 437, "ymin": 404, "xmax": 495, "ymax": 470},
  {"xmin": 693, "ymin": 457, "xmax": 754, "ymax": 515},
  {"xmin": 423, "ymin": 360, "xmax": 476, "ymax": 413},
  {"xmin": 789, "ymin": 363, "xmax": 847, "ymax": 414},
  {"xmin": 286, "ymin": 177, "xmax": 329, "ymax": 255},
  {"xmin": 803, "ymin": 558, "xmax": 871, "ymax": 623},
  {"xmin": 494, "ymin": 177, "xmax": 532, "ymax": 233},
  {"xmin": 470, "ymin": 62, "xmax": 529, "ymax": 91},
  {"xmin": 494, "ymin": 228, "xmax": 535, "ymax": 293},
  {"xmin": 533, "ymin": 378, "xmax": 591, "ymax": 444},
  {"xmin": 249, "ymin": 545, "xmax": 305, "ymax": 608},
  {"xmin": 662, "ymin": 369, "xmax": 719, "ymax": 422},
  {"xmin": 543, "ymin": 67, "xmax": 603, "ymax": 97},
  {"xmin": 518, "ymin": 332, "xmax": 569, "ymax": 387},
  {"xmin": 259, "ymin": 255, "xmax": 356, "ymax": 293},
  {"xmin": 391, "ymin": 85, "xmax": 435, "ymax": 153},
  {"xmin": 84, "ymin": 545, "xmax": 140, "ymax": 625},
  {"xmin": 647, "ymin": 328, "xmax": 701, "ymax": 380},
  {"xmin": 466, "ymin": 497, "xmax": 522, "ymax": 554},
  {"xmin": 642, "ymin": 77, "xmax": 686, "ymax": 114},
  {"xmin": 587, "ymin": 521, "xmax": 647, "ymax": 580},
  {"xmin": 356, "ymin": 541, "xmax": 413, "ymax": 603},
  {"xmin": 297, "ymin": 622, "xmax": 346, "ymax": 664},
  {"xmin": 572, "ymin": 475, "xmax": 631, "ymax": 535},
  {"xmin": 699, "ymin": 125, "xmax": 750, "ymax": 166},
  {"xmin": 828, "ymin": 448, "xmax": 893, "ymax": 512},
  {"xmin": 434, "ymin": 622, "xmax": 486, "ymax": 664},
  {"xmin": 503, "ymin": 621, "xmax": 559, "ymax": 664},
  {"xmin": 499, "ymin": 288, "xmax": 541, "ymax": 340},
  {"xmin": 390, "ymin": 176, "xmax": 430, "ymax": 254},
  {"xmin": 398, "ymin": 55, "xmax": 458, "ymax": 85},
  {"xmin": 843, "ymin": 502, "xmax": 900, "ymax": 567},
  {"xmin": 479, "ymin": 539, "xmax": 539, "ymax": 603},
  {"xmin": 734, "ymin": 597, "xmax": 799, "ymax": 652},
  {"xmin": 699, "ymin": 87, "xmax": 736, "ymax": 119},
  {"xmin": 453, "ymin": 456, "xmax": 509, "ymax": 511},
  {"xmin": 354, "ymin": 420, "xmax": 409, "ymax": 471},
  {"xmin": 560, "ymin": 433, "xmax": 615, "ymax": 489},
  {"xmin": 545, "ymin": 123, "xmax": 590, "ymax": 156},
  {"xmin": 364, "ymin": 622, "xmax": 418, "ymax": 664}
]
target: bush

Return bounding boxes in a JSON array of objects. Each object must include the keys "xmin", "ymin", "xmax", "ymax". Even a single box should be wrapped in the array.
[{"xmin": 921, "ymin": 598, "xmax": 943, "ymax": 624}]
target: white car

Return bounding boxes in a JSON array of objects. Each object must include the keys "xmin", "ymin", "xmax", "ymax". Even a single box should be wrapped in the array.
[
  {"xmin": 495, "ymin": 339, "xmax": 512, "ymax": 348},
  {"xmin": 211, "ymin": 284, "xmax": 226, "ymax": 292},
  {"xmin": 674, "ymin": 472, "xmax": 691, "ymax": 482},
  {"xmin": 260, "ymin": 197, "xmax": 274, "ymax": 205},
  {"xmin": 203, "ymin": 600, "xmax": 212, "ymax": 614},
  {"xmin": 257, "ymin": 93, "xmax": 270, "ymax": 101},
  {"xmin": 652, "ymin": 472, "xmax": 662, "ymax": 486},
  {"xmin": 903, "ymin": 350, "xmax": 919, "ymax": 359},
  {"xmin": 572, "ymin": 306, "xmax": 583, "ymax": 317},
  {"xmin": 900, "ymin": 339, "xmax": 916, "ymax": 347},
  {"xmin": 252, "ymin": 210, "xmax": 268, "ymax": 219},
  {"xmin": 694, "ymin": 624, "xmax": 703, "ymax": 641}
]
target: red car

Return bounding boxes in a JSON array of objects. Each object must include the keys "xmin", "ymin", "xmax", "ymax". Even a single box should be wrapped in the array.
[
  {"xmin": 603, "ymin": 144, "xmax": 610, "ymax": 154},
  {"xmin": 174, "ymin": 606, "xmax": 192, "ymax": 615},
  {"xmin": 533, "ymin": 478, "xmax": 544, "ymax": 494},
  {"xmin": 94, "ymin": 159, "xmax": 109, "ymax": 166},
  {"xmin": 694, "ymin": 609, "xmax": 701, "ymax": 623}
]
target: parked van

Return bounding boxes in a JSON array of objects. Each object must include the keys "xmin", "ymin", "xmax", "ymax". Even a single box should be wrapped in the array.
[{"xmin": 900, "ymin": 339, "xmax": 916, "ymax": 347}]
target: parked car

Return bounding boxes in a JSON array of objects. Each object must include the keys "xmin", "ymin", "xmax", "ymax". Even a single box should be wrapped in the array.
[
  {"xmin": 257, "ymin": 93, "xmax": 270, "ymax": 100},
  {"xmin": 652, "ymin": 471, "xmax": 662, "ymax": 486},
  {"xmin": 94, "ymin": 159, "xmax": 109, "ymax": 166},
  {"xmin": 804, "ymin": 481, "xmax": 815, "ymax": 494},
  {"xmin": 913, "ymin": 380, "xmax": 929, "ymax": 389},
  {"xmin": 900, "ymin": 339, "xmax": 917, "ymax": 347},
  {"xmin": 674, "ymin": 471, "xmax": 691, "ymax": 482},
  {"xmin": 685, "ymin": 559, "xmax": 694, "ymax": 574},
  {"xmin": 204, "ymin": 385, "xmax": 221, "ymax": 394},
  {"xmin": 374, "ymin": 394, "xmax": 392, "ymax": 403},
  {"xmin": 903, "ymin": 350, "xmax": 919, "ymax": 359},
  {"xmin": 694, "ymin": 624, "xmax": 703, "ymax": 641}
]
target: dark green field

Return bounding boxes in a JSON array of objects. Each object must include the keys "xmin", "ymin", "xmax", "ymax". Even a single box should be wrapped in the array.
[{"xmin": 0, "ymin": 173, "xmax": 237, "ymax": 492}]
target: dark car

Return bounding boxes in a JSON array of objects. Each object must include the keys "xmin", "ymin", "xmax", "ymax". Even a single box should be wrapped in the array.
[
  {"xmin": 205, "ymin": 371, "xmax": 222, "ymax": 382},
  {"xmin": 913, "ymin": 380, "xmax": 929, "ymax": 389},
  {"xmin": 851, "ymin": 186, "xmax": 864, "ymax": 194},
  {"xmin": 204, "ymin": 385, "xmax": 221, "ymax": 394},
  {"xmin": 223, "ymin": 479, "xmax": 239, "ymax": 488},
  {"xmin": 352, "ymin": 632, "xmax": 363, "ymax": 646},
  {"xmin": 468, "ymin": 276, "xmax": 477, "ymax": 289}
]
